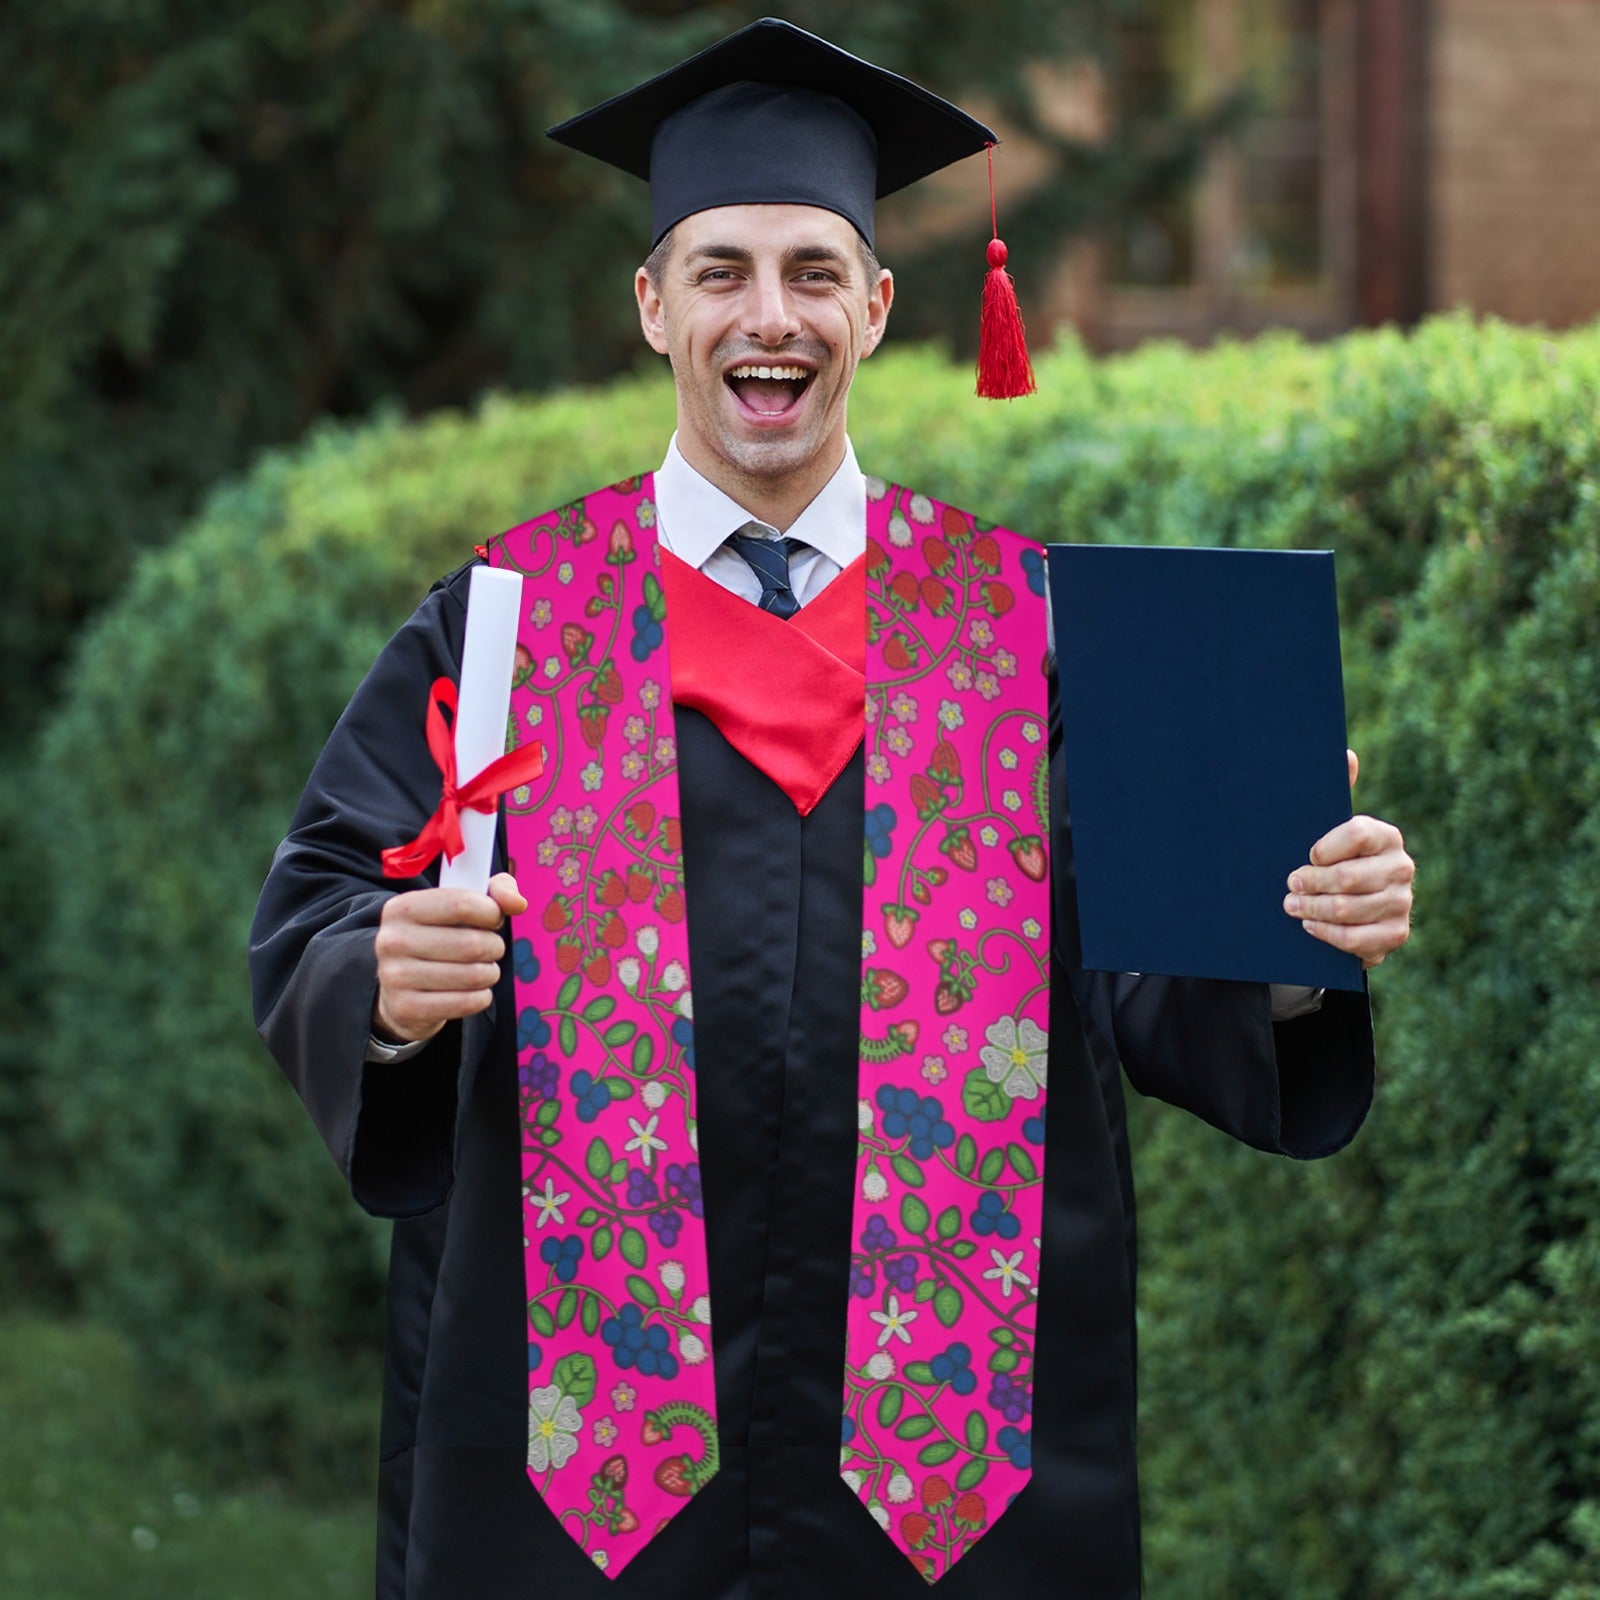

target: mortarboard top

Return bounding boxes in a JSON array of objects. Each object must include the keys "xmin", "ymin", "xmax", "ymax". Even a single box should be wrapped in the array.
[{"xmin": 546, "ymin": 17, "xmax": 998, "ymax": 248}]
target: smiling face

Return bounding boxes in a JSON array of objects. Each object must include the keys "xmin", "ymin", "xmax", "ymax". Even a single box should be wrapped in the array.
[{"xmin": 635, "ymin": 204, "xmax": 893, "ymax": 528}]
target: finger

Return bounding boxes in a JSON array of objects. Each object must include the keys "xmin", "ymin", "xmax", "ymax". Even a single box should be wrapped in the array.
[
  {"xmin": 375, "ymin": 923, "xmax": 506, "ymax": 965},
  {"xmin": 1307, "ymin": 814, "xmax": 1405, "ymax": 869},
  {"xmin": 488, "ymin": 872, "xmax": 529, "ymax": 919},
  {"xmin": 1347, "ymin": 748, "xmax": 1359, "ymax": 790},
  {"xmin": 382, "ymin": 887, "xmax": 507, "ymax": 930},
  {"xmin": 379, "ymin": 956, "xmax": 505, "ymax": 994},
  {"xmin": 1284, "ymin": 883, "xmax": 1413, "ymax": 926},
  {"xmin": 375, "ymin": 985, "xmax": 494, "ymax": 1043},
  {"xmin": 1288, "ymin": 849, "xmax": 1415, "ymax": 899},
  {"xmin": 1302, "ymin": 915, "xmax": 1410, "ymax": 966}
]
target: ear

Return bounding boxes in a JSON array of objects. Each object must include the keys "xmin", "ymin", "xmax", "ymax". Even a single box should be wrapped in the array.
[
  {"xmin": 636, "ymin": 266, "xmax": 670, "ymax": 356},
  {"xmin": 861, "ymin": 268, "xmax": 894, "ymax": 358}
]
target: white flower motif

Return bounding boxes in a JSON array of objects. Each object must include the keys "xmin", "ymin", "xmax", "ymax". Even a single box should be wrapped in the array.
[
  {"xmin": 909, "ymin": 494, "xmax": 934, "ymax": 524},
  {"xmin": 543, "ymin": 656, "xmax": 560, "ymax": 679},
  {"xmin": 1022, "ymin": 917, "xmax": 1042, "ymax": 941},
  {"xmin": 870, "ymin": 1501, "xmax": 890, "ymax": 1530},
  {"xmin": 680, "ymin": 1332, "xmax": 708, "ymax": 1365},
  {"xmin": 999, "ymin": 747, "xmax": 1018, "ymax": 770},
  {"xmin": 866, "ymin": 1351, "xmax": 896, "ymax": 1381},
  {"xmin": 1002, "ymin": 789, "xmax": 1022, "ymax": 812},
  {"xmin": 862, "ymin": 930, "xmax": 877, "ymax": 957},
  {"xmin": 642, "ymin": 1080, "xmax": 667, "ymax": 1110},
  {"xmin": 691, "ymin": 1295, "xmax": 712, "ymax": 1325},
  {"xmin": 980, "ymin": 1016, "xmax": 1049, "ymax": 1100},
  {"xmin": 676, "ymin": 991, "xmax": 693, "ymax": 1020},
  {"xmin": 625, "ymin": 1114, "xmax": 668, "ymax": 1169},
  {"xmin": 959, "ymin": 907, "xmax": 978, "ymax": 931},
  {"xmin": 843, "ymin": 1468, "xmax": 864, "ymax": 1494},
  {"xmin": 865, "ymin": 475, "xmax": 888, "ymax": 501},
  {"xmin": 525, "ymin": 703, "xmax": 544, "ymax": 727},
  {"xmin": 576, "ymin": 805, "xmax": 598, "ymax": 836},
  {"xmin": 580, "ymin": 762, "xmax": 604, "ymax": 792},
  {"xmin": 887, "ymin": 1472, "xmax": 914, "ymax": 1503},
  {"xmin": 617, "ymin": 957, "xmax": 641, "ymax": 991},
  {"xmin": 921, "ymin": 1055, "xmax": 947, "ymax": 1085},
  {"xmin": 557, "ymin": 561, "xmax": 574, "ymax": 585},
  {"xmin": 983, "ymin": 1248, "xmax": 1032, "ymax": 1299},
  {"xmin": 888, "ymin": 511, "xmax": 912, "ymax": 548},
  {"xmin": 947, "ymin": 661, "xmax": 975, "ymax": 692},
  {"xmin": 531, "ymin": 598, "xmax": 553, "ymax": 629},
  {"xmin": 890, "ymin": 692, "xmax": 917, "ymax": 722},
  {"xmin": 637, "ymin": 925, "xmax": 660, "ymax": 957},
  {"xmin": 970, "ymin": 617, "xmax": 995, "ymax": 648},
  {"xmin": 870, "ymin": 1293, "xmax": 919, "ymax": 1348},
  {"xmin": 1021, "ymin": 719, "xmax": 1041, "ymax": 743},
  {"xmin": 528, "ymin": 1178, "xmax": 569, "ymax": 1229},
  {"xmin": 943, "ymin": 1025, "xmax": 969, "ymax": 1052},
  {"xmin": 938, "ymin": 699, "xmax": 965, "ymax": 731},
  {"xmin": 659, "ymin": 1259, "xmax": 686, "ymax": 1295},
  {"xmin": 862, "ymin": 1164, "xmax": 888, "ymax": 1202},
  {"xmin": 639, "ymin": 679, "xmax": 661, "ymax": 709},
  {"xmin": 858, "ymin": 1099, "xmax": 874, "ymax": 1132},
  {"xmin": 527, "ymin": 1384, "xmax": 582, "ymax": 1473},
  {"xmin": 980, "ymin": 824, "xmax": 1000, "ymax": 848},
  {"xmin": 661, "ymin": 961, "xmax": 687, "ymax": 992},
  {"xmin": 592, "ymin": 1551, "xmax": 609, "ymax": 1572},
  {"xmin": 637, "ymin": 498, "xmax": 656, "ymax": 528}
]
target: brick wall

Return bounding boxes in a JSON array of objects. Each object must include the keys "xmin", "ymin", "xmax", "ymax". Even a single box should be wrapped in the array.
[{"xmin": 1431, "ymin": 0, "xmax": 1600, "ymax": 327}]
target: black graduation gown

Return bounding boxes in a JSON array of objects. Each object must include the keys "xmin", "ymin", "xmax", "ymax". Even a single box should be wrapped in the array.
[{"xmin": 250, "ymin": 561, "xmax": 1374, "ymax": 1600}]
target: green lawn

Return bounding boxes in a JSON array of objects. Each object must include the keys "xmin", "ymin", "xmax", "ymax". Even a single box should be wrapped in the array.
[{"xmin": 0, "ymin": 1316, "xmax": 371, "ymax": 1598}]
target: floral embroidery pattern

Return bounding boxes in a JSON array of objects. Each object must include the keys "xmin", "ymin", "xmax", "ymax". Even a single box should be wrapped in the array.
[
  {"xmin": 491, "ymin": 476, "xmax": 1048, "ymax": 1584},
  {"xmin": 846, "ymin": 481, "xmax": 1050, "ymax": 1584}
]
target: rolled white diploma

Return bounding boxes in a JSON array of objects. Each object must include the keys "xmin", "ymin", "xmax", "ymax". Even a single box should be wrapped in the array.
[{"xmin": 439, "ymin": 565, "xmax": 525, "ymax": 893}]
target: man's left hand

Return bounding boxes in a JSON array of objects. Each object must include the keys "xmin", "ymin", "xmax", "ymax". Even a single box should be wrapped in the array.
[{"xmin": 1284, "ymin": 750, "xmax": 1415, "ymax": 968}]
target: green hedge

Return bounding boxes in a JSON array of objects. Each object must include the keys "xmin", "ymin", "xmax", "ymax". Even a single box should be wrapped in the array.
[{"xmin": 33, "ymin": 316, "xmax": 1600, "ymax": 1600}]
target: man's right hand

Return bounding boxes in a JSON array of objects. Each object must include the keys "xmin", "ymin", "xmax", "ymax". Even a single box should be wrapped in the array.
[{"xmin": 372, "ymin": 872, "xmax": 528, "ymax": 1045}]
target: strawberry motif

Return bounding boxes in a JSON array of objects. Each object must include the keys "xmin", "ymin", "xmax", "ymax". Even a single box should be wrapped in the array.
[
  {"xmin": 940, "ymin": 504, "xmax": 971, "ymax": 541},
  {"xmin": 554, "ymin": 936, "xmax": 583, "ymax": 975},
  {"xmin": 927, "ymin": 938, "xmax": 954, "ymax": 965},
  {"xmin": 578, "ymin": 704, "xmax": 608, "ymax": 749},
  {"xmin": 607, "ymin": 520, "xmax": 635, "ymax": 563},
  {"xmin": 594, "ymin": 661, "xmax": 624, "ymax": 704},
  {"xmin": 599, "ymin": 1455, "xmax": 628, "ymax": 1488},
  {"xmin": 983, "ymin": 580, "xmax": 1015, "ymax": 617},
  {"xmin": 662, "ymin": 816, "xmax": 682, "ymax": 854},
  {"xmin": 598, "ymin": 872, "xmax": 626, "ymax": 908},
  {"xmin": 584, "ymin": 951, "xmax": 612, "ymax": 986},
  {"xmin": 909, "ymin": 772, "xmax": 945, "ymax": 819},
  {"xmin": 655, "ymin": 1456, "xmax": 694, "ymax": 1497},
  {"xmin": 640, "ymin": 1417, "xmax": 666, "ymax": 1446},
  {"xmin": 542, "ymin": 897, "xmax": 569, "ymax": 932},
  {"xmin": 929, "ymin": 736, "xmax": 961, "ymax": 782},
  {"xmin": 657, "ymin": 886, "xmax": 686, "ymax": 923},
  {"xmin": 889, "ymin": 1020, "xmax": 919, "ymax": 1050},
  {"xmin": 889, "ymin": 571, "xmax": 921, "ymax": 610},
  {"xmin": 942, "ymin": 827, "xmax": 977, "ymax": 872},
  {"xmin": 971, "ymin": 533, "xmax": 1002, "ymax": 574},
  {"xmin": 626, "ymin": 868, "xmax": 654, "ymax": 903},
  {"xmin": 921, "ymin": 535, "xmax": 953, "ymax": 575},
  {"xmin": 628, "ymin": 800, "xmax": 657, "ymax": 837},
  {"xmin": 610, "ymin": 476, "xmax": 642, "ymax": 493},
  {"xmin": 911, "ymin": 879, "xmax": 931, "ymax": 906},
  {"xmin": 597, "ymin": 911, "xmax": 626, "ymax": 949},
  {"xmin": 884, "ymin": 906, "xmax": 919, "ymax": 948},
  {"xmin": 514, "ymin": 644, "xmax": 533, "ymax": 679},
  {"xmin": 613, "ymin": 1509, "xmax": 640, "ymax": 1534},
  {"xmin": 865, "ymin": 968, "xmax": 910, "ymax": 1010},
  {"xmin": 919, "ymin": 575, "xmax": 952, "ymax": 615},
  {"xmin": 934, "ymin": 981, "xmax": 964, "ymax": 1016},
  {"xmin": 1009, "ymin": 834, "xmax": 1048, "ymax": 882},
  {"xmin": 865, "ymin": 536, "xmax": 892, "ymax": 577},
  {"xmin": 573, "ymin": 515, "xmax": 597, "ymax": 546},
  {"xmin": 883, "ymin": 632, "xmax": 915, "ymax": 671},
  {"xmin": 561, "ymin": 623, "xmax": 593, "ymax": 664}
]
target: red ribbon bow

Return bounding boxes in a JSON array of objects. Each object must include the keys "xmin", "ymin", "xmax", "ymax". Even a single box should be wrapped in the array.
[{"xmin": 381, "ymin": 677, "xmax": 547, "ymax": 879}]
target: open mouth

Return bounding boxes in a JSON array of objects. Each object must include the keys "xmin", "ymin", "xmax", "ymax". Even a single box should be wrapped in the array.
[{"xmin": 725, "ymin": 363, "xmax": 813, "ymax": 418}]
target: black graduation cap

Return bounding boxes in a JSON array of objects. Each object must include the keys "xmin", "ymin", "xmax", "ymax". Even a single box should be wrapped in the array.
[{"xmin": 546, "ymin": 16, "xmax": 998, "ymax": 249}]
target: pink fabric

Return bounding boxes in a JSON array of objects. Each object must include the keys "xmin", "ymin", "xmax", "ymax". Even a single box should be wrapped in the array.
[{"xmin": 484, "ymin": 474, "xmax": 1049, "ymax": 1582}]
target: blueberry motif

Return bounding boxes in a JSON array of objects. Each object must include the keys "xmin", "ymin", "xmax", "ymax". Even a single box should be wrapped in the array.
[
  {"xmin": 512, "ymin": 938, "xmax": 540, "ymax": 983},
  {"xmin": 929, "ymin": 1342, "xmax": 977, "ymax": 1396},
  {"xmin": 539, "ymin": 1234, "xmax": 583, "ymax": 1283},
  {"xmin": 989, "ymin": 1372, "xmax": 1033, "ymax": 1423},
  {"xmin": 601, "ymin": 1303, "xmax": 680, "ymax": 1379},
  {"xmin": 864, "ymin": 802, "xmax": 897, "ymax": 860},
  {"xmin": 1020, "ymin": 546, "xmax": 1047, "ymax": 598},
  {"xmin": 518, "ymin": 1006, "xmax": 552, "ymax": 1051},
  {"xmin": 876, "ymin": 1086, "xmax": 955, "ymax": 1160},
  {"xmin": 631, "ymin": 603, "xmax": 664, "ymax": 662},
  {"xmin": 570, "ymin": 1070, "xmax": 611, "ymax": 1123},
  {"xmin": 997, "ymin": 1423, "xmax": 1033, "ymax": 1470},
  {"xmin": 971, "ymin": 1189, "xmax": 1022, "ymax": 1240},
  {"xmin": 671, "ymin": 1015, "xmax": 696, "ymax": 1072}
]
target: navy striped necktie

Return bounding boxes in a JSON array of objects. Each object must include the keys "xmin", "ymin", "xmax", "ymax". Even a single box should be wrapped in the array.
[{"xmin": 726, "ymin": 524, "xmax": 807, "ymax": 619}]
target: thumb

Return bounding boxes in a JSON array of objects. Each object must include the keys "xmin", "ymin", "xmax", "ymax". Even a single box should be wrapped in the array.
[
  {"xmin": 1347, "ymin": 748, "xmax": 1360, "ymax": 792},
  {"xmin": 488, "ymin": 872, "xmax": 528, "ymax": 919}
]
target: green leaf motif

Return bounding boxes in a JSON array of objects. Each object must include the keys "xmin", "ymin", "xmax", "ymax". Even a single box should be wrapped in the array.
[
  {"xmin": 586, "ymin": 1138, "xmax": 611, "ymax": 1180},
  {"xmin": 551, "ymin": 1352, "xmax": 597, "ymax": 1408},
  {"xmin": 619, "ymin": 1227, "xmax": 647, "ymax": 1267},
  {"xmin": 877, "ymin": 1386, "xmax": 904, "ymax": 1428},
  {"xmin": 989, "ymin": 1327, "xmax": 1016, "ymax": 1346},
  {"xmin": 936, "ymin": 1206, "xmax": 962, "ymax": 1241},
  {"xmin": 539, "ymin": 1128, "xmax": 560, "ymax": 1147},
  {"xmin": 950, "ymin": 1240, "xmax": 977, "ymax": 1259},
  {"xmin": 954, "ymin": 1133, "xmax": 978, "ymax": 1177},
  {"xmin": 535, "ymin": 1099, "xmax": 560, "ymax": 1129},
  {"xmin": 592, "ymin": 1226, "xmax": 614, "ymax": 1262},
  {"xmin": 602, "ymin": 1021, "xmax": 637, "ymax": 1048},
  {"xmin": 581, "ymin": 1295, "xmax": 601, "ymax": 1336},
  {"xmin": 891, "ymin": 1154, "xmax": 925, "ymax": 1188},
  {"xmin": 933, "ymin": 1284, "xmax": 964, "ymax": 1328},
  {"xmin": 608, "ymin": 1160, "xmax": 627, "ymax": 1184},
  {"xmin": 556, "ymin": 1288, "xmax": 579, "ymax": 1328},
  {"xmin": 626, "ymin": 1274, "xmax": 659, "ymax": 1311},
  {"xmin": 556, "ymin": 974, "xmax": 582, "ymax": 1011},
  {"xmin": 896, "ymin": 1414, "xmax": 935, "ymax": 1441},
  {"xmin": 529, "ymin": 1302, "xmax": 556, "ymax": 1338},
  {"xmin": 558, "ymin": 1016, "xmax": 578, "ymax": 1057},
  {"xmin": 1007, "ymin": 1143, "xmax": 1038, "ymax": 1182},
  {"xmin": 913, "ymin": 1280, "xmax": 937, "ymax": 1305},
  {"xmin": 903, "ymin": 1360, "xmax": 936, "ymax": 1386},
  {"xmin": 977, "ymin": 1148, "xmax": 1006, "ymax": 1186},
  {"xmin": 632, "ymin": 1035, "xmax": 655, "ymax": 1074},
  {"xmin": 988, "ymin": 1347, "xmax": 1020, "ymax": 1374},
  {"xmin": 582, "ymin": 995, "xmax": 616, "ymax": 1023},
  {"xmin": 606, "ymin": 1078, "xmax": 634, "ymax": 1101},
  {"xmin": 576, "ymin": 1207, "xmax": 600, "ymax": 1227},
  {"xmin": 964, "ymin": 1411, "xmax": 988, "ymax": 1452},
  {"xmin": 962, "ymin": 1066, "xmax": 1012, "ymax": 1123},
  {"xmin": 956, "ymin": 1458, "xmax": 989, "ymax": 1491},
  {"xmin": 918, "ymin": 1440, "xmax": 958, "ymax": 1467},
  {"xmin": 643, "ymin": 572, "xmax": 666, "ymax": 623},
  {"xmin": 901, "ymin": 1195, "xmax": 931, "ymax": 1235}
]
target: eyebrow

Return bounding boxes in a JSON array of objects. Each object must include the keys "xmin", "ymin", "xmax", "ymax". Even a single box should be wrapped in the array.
[{"xmin": 684, "ymin": 242, "xmax": 855, "ymax": 273}]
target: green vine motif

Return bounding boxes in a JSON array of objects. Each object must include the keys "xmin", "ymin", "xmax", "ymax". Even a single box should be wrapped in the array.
[
  {"xmin": 860, "ymin": 1021, "xmax": 920, "ymax": 1064},
  {"xmin": 641, "ymin": 1401, "xmax": 720, "ymax": 1495}
]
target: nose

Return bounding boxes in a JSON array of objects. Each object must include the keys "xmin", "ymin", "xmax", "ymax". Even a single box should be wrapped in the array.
[{"xmin": 745, "ymin": 267, "xmax": 801, "ymax": 347}]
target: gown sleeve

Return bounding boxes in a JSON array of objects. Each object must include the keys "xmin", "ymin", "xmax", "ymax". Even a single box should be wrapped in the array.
[
  {"xmin": 1047, "ymin": 666, "xmax": 1375, "ymax": 1160},
  {"xmin": 249, "ymin": 562, "xmax": 499, "ymax": 1216}
]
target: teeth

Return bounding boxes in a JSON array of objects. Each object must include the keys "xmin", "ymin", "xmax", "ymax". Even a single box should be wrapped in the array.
[{"xmin": 727, "ymin": 365, "xmax": 808, "ymax": 381}]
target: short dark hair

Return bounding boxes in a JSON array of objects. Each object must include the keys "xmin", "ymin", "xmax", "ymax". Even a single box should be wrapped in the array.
[{"xmin": 642, "ymin": 225, "xmax": 883, "ymax": 291}]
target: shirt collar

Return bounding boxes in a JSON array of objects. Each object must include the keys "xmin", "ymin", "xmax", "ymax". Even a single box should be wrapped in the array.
[{"xmin": 653, "ymin": 434, "xmax": 866, "ymax": 571}]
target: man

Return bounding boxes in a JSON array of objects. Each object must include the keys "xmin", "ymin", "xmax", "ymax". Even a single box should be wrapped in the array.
[{"xmin": 250, "ymin": 19, "xmax": 1413, "ymax": 1599}]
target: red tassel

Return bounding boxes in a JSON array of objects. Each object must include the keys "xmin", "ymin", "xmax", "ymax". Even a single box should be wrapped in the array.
[{"xmin": 976, "ymin": 145, "xmax": 1035, "ymax": 400}]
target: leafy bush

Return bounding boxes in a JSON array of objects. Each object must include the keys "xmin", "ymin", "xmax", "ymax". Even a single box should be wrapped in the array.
[{"xmin": 34, "ymin": 315, "xmax": 1600, "ymax": 1600}]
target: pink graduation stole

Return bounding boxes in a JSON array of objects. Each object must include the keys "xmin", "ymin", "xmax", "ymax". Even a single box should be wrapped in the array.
[{"xmin": 483, "ymin": 474, "xmax": 1049, "ymax": 1583}]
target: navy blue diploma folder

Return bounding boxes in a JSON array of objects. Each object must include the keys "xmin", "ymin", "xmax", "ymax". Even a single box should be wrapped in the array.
[{"xmin": 1048, "ymin": 544, "xmax": 1364, "ymax": 992}]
